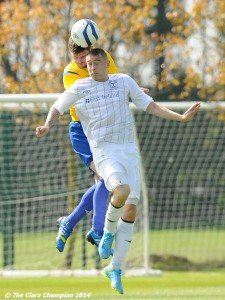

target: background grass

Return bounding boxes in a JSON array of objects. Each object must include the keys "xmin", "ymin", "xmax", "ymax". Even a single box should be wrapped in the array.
[
  {"xmin": 1, "ymin": 229, "xmax": 225, "ymax": 270},
  {"xmin": 0, "ymin": 271, "xmax": 225, "ymax": 300}
]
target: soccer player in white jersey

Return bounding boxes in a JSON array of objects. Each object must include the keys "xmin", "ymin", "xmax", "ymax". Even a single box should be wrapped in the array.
[{"xmin": 36, "ymin": 48, "xmax": 200, "ymax": 294}]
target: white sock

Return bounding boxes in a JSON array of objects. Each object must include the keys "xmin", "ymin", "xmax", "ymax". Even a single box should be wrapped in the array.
[
  {"xmin": 104, "ymin": 203, "xmax": 124, "ymax": 235},
  {"xmin": 110, "ymin": 218, "xmax": 134, "ymax": 270}
]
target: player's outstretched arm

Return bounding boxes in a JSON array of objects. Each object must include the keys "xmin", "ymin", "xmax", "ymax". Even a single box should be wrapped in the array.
[
  {"xmin": 181, "ymin": 102, "xmax": 201, "ymax": 122},
  {"xmin": 36, "ymin": 106, "xmax": 61, "ymax": 137},
  {"xmin": 146, "ymin": 102, "xmax": 200, "ymax": 122}
]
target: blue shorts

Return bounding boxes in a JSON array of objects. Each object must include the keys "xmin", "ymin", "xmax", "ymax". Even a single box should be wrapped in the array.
[{"xmin": 69, "ymin": 121, "xmax": 93, "ymax": 171}]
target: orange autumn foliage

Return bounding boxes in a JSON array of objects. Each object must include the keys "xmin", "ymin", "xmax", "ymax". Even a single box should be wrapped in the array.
[{"xmin": 0, "ymin": 0, "xmax": 224, "ymax": 102}]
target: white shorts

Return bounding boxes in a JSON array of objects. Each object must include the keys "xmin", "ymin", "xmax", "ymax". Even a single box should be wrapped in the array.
[{"xmin": 92, "ymin": 143, "xmax": 141, "ymax": 205}]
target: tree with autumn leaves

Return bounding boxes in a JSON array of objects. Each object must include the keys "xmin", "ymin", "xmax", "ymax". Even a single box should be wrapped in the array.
[{"xmin": 0, "ymin": 0, "xmax": 224, "ymax": 101}]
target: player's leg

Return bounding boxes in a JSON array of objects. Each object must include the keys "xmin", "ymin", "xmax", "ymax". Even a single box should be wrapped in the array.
[
  {"xmin": 56, "ymin": 121, "xmax": 94, "ymax": 252},
  {"xmin": 56, "ymin": 121, "xmax": 109, "ymax": 251},
  {"xmin": 65, "ymin": 153, "xmax": 102, "ymax": 231},
  {"xmin": 104, "ymin": 202, "xmax": 136, "ymax": 292},
  {"xmin": 92, "ymin": 179, "xmax": 109, "ymax": 236},
  {"xmin": 97, "ymin": 183, "xmax": 129, "ymax": 259},
  {"xmin": 106, "ymin": 149, "xmax": 140, "ymax": 269},
  {"xmin": 70, "ymin": 122, "xmax": 110, "ymax": 233},
  {"xmin": 69, "ymin": 121, "xmax": 95, "ymax": 220},
  {"xmin": 103, "ymin": 206, "xmax": 135, "ymax": 295},
  {"xmin": 66, "ymin": 185, "xmax": 95, "ymax": 228},
  {"xmin": 103, "ymin": 184, "xmax": 130, "ymax": 235},
  {"xmin": 98, "ymin": 144, "xmax": 140, "ymax": 294},
  {"xmin": 70, "ymin": 130, "xmax": 110, "ymax": 247},
  {"xmin": 57, "ymin": 176, "xmax": 108, "ymax": 252},
  {"xmin": 109, "ymin": 204, "xmax": 136, "ymax": 269},
  {"xmin": 86, "ymin": 178, "xmax": 109, "ymax": 246},
  {"xmin": 97, "ymin": 155, "xmax": 131, "ymax": 259},
  {"xmin": 98, "ymin": 184, "xmax": 130, "ymax": 294},
  {"xmin": 56, "ymin": 183, "xmax": 96, "ymax": 252}
]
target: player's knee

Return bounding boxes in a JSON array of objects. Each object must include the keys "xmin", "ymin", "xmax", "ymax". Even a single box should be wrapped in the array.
[
  {"xmin": 113, "ymin": 184, "xmax": 130, "ymax": 206},
  {"xmin": 117, "ymin": 184, "xmax": 130, "ymax": 201}
]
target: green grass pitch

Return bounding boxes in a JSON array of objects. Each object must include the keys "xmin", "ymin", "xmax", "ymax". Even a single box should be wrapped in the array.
[
  {"xmin": 0, "ymin": 271, "xmax": 225, "ymax": 300},
  {"xmin": 1, "ymin": 229, "xmax": 225, "ymax": 270}
]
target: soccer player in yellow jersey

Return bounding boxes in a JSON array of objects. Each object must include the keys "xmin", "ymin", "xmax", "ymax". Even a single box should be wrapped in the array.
[{"xmin": 55, "ymin": 37, "xmax": 119, "ymax": 252}]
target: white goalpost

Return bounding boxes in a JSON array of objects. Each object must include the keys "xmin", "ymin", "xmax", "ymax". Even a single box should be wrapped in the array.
[
  {"xmin": 0, "ymin": 94, "xmax": 158, "ymax": 277},
  {"xmin": 1, "ymin": 94, "xmax": 224, "ymax": 277}
]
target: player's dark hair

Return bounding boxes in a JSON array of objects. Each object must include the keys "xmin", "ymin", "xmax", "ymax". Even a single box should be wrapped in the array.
[
  {"xmin": 68, "ymin": 37, "xmax": 91, "ymax": 54},
  {"xmin": 88, "ymin": 48, "xmax": 107, "ymax": 60}
]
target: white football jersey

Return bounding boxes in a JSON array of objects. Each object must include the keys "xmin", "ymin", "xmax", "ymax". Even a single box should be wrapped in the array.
[{"xmin": 54, "ymin": 73, "xmax": 153, "ymax": 148}]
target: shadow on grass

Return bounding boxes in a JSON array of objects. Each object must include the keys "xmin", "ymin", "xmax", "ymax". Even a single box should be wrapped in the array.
[{"xmin": 150, "ymin": 254, "xmax": 225, "ymax": 271}]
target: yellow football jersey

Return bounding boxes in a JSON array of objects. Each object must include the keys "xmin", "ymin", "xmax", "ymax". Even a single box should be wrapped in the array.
[{"xmin": 63, "ymin": 51, "xmax": 119, "ymax": 122}]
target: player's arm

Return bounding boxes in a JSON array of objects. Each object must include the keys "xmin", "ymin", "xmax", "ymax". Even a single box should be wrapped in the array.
[
  {"xmin": 36, "ymin": 87, "xmax": 78, "ymax": 137},
  {"xmin": 128, "ymin": 75, "xmax": 200, "ymax": 121},
  {"xmin": 36, "ymin": 106, "xmax": 61, "ymax": 137},
  {"xmin": 146, "ymin": 102, "xmax": 200, "ymax": 122}
]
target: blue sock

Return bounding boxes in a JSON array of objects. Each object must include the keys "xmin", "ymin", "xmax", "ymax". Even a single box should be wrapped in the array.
[
  {"xmin": 92, "ymin": 179, "xmax": 109, "ymax": 236},
  {"xmin": 66, "ymin": 184, "xmax": 96, "ymax": 229}
]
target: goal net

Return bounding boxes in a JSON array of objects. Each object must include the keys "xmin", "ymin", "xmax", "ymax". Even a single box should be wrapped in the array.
[{"xmin": 0, "ymin": 95, "xmax": 224, "ymax": 276}]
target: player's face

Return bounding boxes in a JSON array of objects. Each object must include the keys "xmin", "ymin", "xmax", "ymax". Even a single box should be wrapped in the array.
[
  {"xmin": 72, "ymin": 49, "xmax": 90, "ymax": 68},
  {"xmin": 86, "ymin": 54, "xmax": 109, "ymax": 81}
]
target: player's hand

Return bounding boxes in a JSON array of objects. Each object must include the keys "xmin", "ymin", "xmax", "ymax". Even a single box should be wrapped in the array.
[
  {"xmin": 140, "ymin": 87, "xmax": 150, "ymax": 94},
  {"xmin": 182, "ymin": 102, "xmax": 201, "ymax": 122},
  {"xmin": 36, "ymin": 125, "xmax": 50, "ymax": 137}
]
